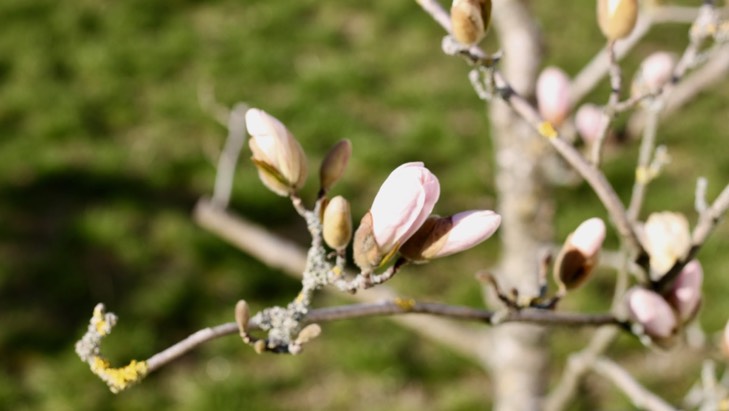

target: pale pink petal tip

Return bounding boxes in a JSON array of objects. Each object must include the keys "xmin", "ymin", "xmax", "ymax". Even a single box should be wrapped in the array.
[{"xmin": 569, "ymin": 217, "xmax": 606, "ymax": 257}]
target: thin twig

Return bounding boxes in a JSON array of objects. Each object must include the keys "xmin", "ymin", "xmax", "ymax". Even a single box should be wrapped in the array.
[
  {"xmin": 212, "ymin": 103, "xmax": 249, "ymax": 208},
  {"xmin": 142, "ymin": 300, "xmax": 621, "ymax": 373},
  {"xmin": 591, "ymin": 357, "xmax": 677, "ymax": 411}
]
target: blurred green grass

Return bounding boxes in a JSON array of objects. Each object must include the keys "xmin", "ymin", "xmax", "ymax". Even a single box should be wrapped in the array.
[{"xmin": 0, "ymin": 0, "xmax": 727, "ymax": 409}]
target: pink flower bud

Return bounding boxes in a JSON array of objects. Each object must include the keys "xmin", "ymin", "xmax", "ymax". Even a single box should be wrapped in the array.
[
  {"xmin": 575, "ymin": 104, "xmax": 603, "ymax": 144},
  {"xmin": 537, "ymin": 67, "xmax": 572, "ymax": 127},
  {"xmin": 400, "ymin": 210, "xmax": 501, "ymax": 262},
  {"xmin": 353, "ymin": 162, "xmax": 440, "ymax": 270},
  {"xmin": 626, "ymin": 287, "xmax": 677, "ymax": 341},
  {"xmin": 554, "ymin": 218, "xmax": 606, "ymax": 290},
  {"xmin": 665, "ymin": 260, "xmax": 703, "ymax": 323},
  {"xmin": 638, "ymin": 52, "xmax": 676, "ymax": 93},
  {"xmin": 246, "ymin": 108, "xmax": 308, "ymax": 196}
]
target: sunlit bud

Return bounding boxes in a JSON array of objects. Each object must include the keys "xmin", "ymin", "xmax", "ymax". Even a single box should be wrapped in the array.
[
  {"xmin": 626, "ymin": 287, "xmax": 678, "ymax": 341},
  {"xmin": 246, "ymin": 108, "xmax": 308, "ymax": 196},
  {"xmin": 643, "ymin": 212, "xmax": 692, "ymax": 279},
  {"xmin": 319, "ymin": 139, "xmax": 352, "ymax": 193},
  {"xmin": 575, "ymin": 104, "xmax": 603, "ymax": 144},
  {"xmin": 597, "ymin": 0, "xmax": 638, "ymax": 41},
  {"xmin": 665, "ymin": 260, "xmax": 703, "ymax": 323},
  {"xmin": 723, "ymin": 320, "xmax": 729, "ymax": 358},
  {"xmin": 451, "ymin": 0, "xmax": 492, "ymax": 46},
  {"xmin": 554, "ymin": 218, "xmax": 606, "ymax": 290},
  {"xmin": 400, "ymin": 210, "xmax": 501, "ymax": 262},
  {"xmin": 632, "ymin": 52, "xmax": 677, "ymax": 97},
  {"xmin": 352, "ymin": 162, "xmax": 440, "ymax": 271},
  {"xmin": 537, "ymin": 67, "xmax": 572, "ymax": 127},
  {"xmin": 235, "ymin": 300, "xmax": 250, "ymax": 335},
  {"xmin": 322, "ymin": 196, "xmax": 352, "ymax": 252}
]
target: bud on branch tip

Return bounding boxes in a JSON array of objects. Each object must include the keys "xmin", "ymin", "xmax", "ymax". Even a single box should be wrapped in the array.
[
  {"xmin": 400, "ymin": 210, "xmax": 501, "ymax": 262},
  {"xmin": 246, "ymin": 108, "xmax": 308, "ymax": 196}
]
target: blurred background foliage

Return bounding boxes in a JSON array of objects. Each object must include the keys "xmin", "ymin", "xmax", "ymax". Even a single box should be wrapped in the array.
[{"xmin": 0, "ymin": 0, "xmax": 727, "ymax": 409}]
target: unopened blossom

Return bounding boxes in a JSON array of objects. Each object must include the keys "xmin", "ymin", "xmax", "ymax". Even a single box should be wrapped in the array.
[
  {"xmin": 632, "ymin": 52, "xmax": 677, "ymax": 96},
  {"xmin": 665, "ymin": 259, "xmax": 703, "ymax": 323},
  {"xmin": 597, "ymin": 0, "xmax": 638, "ymax": 41},
  {"xmin": 246, "ymin": 108, "xmax": 308, "ymax": 196},
  {"xmin": 537, "ymin": 67, "xmax": 572, "ymax": 127},
  {"xmin": 554, "ymin": 217, "xmax": 606, "ymax": 290},
  {"xmin": 575, "ymin": 104, "xmax": 603, "ymax": 144},
  {"xmin": 322, "ymin": 196, "xmax": 352, "ymax": 252},
  {"xmin": 643, "ymin": 211, "xmax": 692, "ymax": 279},
  {"xmin": 353, "ymin": 162, "xmax": 440, "ymax": 271},
  {"xmin": 626, "ymin": 287, "xmax": 677, "ymax": 341},
  {"xmin": 451, "ymin": 0, "xmax": 492, "ymax": 46},
  {"xmin": 400, "ymin": 210, "xmax": 501, "ymax": 262},
  {"xmin": 319, "ymin": 139, "xmax": 352, "ymax": 193}
]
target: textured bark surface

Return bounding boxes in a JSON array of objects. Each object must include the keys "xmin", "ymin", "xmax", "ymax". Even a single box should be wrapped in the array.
[{"xmin": 482, "ymin": 1, "xmax": 552, "ymax": 410}]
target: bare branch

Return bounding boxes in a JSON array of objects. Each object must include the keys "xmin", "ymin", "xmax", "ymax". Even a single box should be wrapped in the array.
[
  {"xmin": 212, "ymin": 103, "xmax": 249, "ymax": 208},
  {"xmin": 591, "ymin": 357, "xmax": 677, "ymax": 411},
  {"xmin": 87, "ymin": 300, "xmax": 619, "ymax": 382}
]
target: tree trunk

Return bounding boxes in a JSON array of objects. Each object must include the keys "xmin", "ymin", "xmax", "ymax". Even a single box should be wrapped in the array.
[{"xmin": 481, "ymin": 1, "xmax": 553, "ymax": 410}]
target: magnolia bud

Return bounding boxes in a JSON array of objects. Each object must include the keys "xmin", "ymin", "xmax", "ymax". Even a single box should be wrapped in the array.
[
  {"xmin": 536, "ymin": 67, "xmax": 572, "ymax": 127},
  {"xmin": 632, "ymin": 52, "xmax": 676, "ymax": 96},
  {"xmin": 451, "ymin": 0, "xmax": 492, "ymax": 46},
  {"xmin": 400, "ymin": 210, "xmax": 501, "ymax": 262},
  {"xmin": 597, "ymin": 0, "xmax": 638, "ymax": 41},
  {"xmin": 575, "ymin": 104, "xmax": 603, "ymax": 144},
  {"xmin": 554, "ymin": 218, "xmax": 606, "ymax": 290},
  {"xmin": 246, "ymin": 108, "xmax": 308, "ymax": 196},
  {"xmin": 353, "ymin": 162, "xmax": 440, "ymax": 271},
  {"xmin": 322, "ymin": 196, "xmax": 352, "ymax": 252},
  {"xmin": 626, "ymin": 287, "xmax": 678, "ymax": 341},
  {"xmin": 235, "ymin": 300, "xmax": 250, "ymax": 336},
  {"xmin": 664, "ymin": 260, "xmax": 703, "ymax": 323},
  {"xmin": 643, "ymin": 212, "xmax": 691, "ymax": 279},
  {"xmin": 319, "ymin": 139, "xmax": 352, "ymax": 193}
]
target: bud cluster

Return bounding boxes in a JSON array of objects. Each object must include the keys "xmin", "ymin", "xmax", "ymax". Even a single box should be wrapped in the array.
[{"xmin": 625, "ymin": 260, "xmax": 703, "ymax": 346}]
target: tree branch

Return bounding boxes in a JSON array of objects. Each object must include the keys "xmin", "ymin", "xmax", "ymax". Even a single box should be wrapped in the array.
[
  {"xmin": 591, "ymin": 357, "xmax": 677, "ymax": 411},
  {"xmin": 130, "ymin": 301, "xmax": 622, "ymax": 376}
]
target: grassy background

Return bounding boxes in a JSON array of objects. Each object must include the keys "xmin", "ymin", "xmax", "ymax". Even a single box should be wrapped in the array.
[{"xmin": 0, "ymin": 0, "xmax": 727, "ymax": 409}]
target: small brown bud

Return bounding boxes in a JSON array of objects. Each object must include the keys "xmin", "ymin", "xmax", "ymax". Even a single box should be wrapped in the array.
[
  {"xmin": 451, "ymin": 0, "xmax": 492, "ymax": 46},
  {"xmin": 597, "ymin": 0, "xmax": 638, "ymax": 41},
  {"xmin": 322, "ymin": 196, "xmax": 352, "ymax": 251},
  {"xmin": 554, "ymin": 218, "xmax": 606, "ymax": 291},
  {"xmin": 319, "ymin": 140, "xmax": 352, "ymax": 193},
  {"xmin": 352, "ymin": 212, "xmax": 383, "ymax": 272},
  {"xmin": 234, "ymin": 300, "xmax": 250, "ymax": 336},
  {"xmin": 295, "ymin": 324, "xmax": 322, "ymax": 345}
]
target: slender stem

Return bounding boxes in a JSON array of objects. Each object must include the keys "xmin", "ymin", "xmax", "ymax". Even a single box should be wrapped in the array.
[
  {"xmin": 143, "ymin": 300, "xmax": 622, "ymax": 373},
  {"xmin": 590, "ymin": 42, "xmax": 621, "ymax": 166},
  {"xmin": 627, "ymin": 107, "xmax": 660, "ymax": 221},
  {"xmin": 591, "ymin": 357, "xmax": 677, "ymax": 411}
]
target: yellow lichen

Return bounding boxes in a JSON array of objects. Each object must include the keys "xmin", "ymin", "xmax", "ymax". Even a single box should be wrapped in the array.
[
  {"xmin": 635, "ymin": 166, "xmax": 655, "ymax": 185},
  {"xmin": 91, "ymin": 356, "xmax": 148, "ymax": 394},
  {"xmin": 538, "ymin": 122, "xmax": 558, "ymax": 139},
  {"xmin": 394, "ymin": 298, "xmax": 416, "ymax": 311},
  {"xmin": 92, "ymin": 304, "xmax": 112, "ymax": 336}
]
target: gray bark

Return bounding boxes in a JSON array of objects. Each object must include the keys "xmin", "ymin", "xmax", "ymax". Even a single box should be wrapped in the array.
[{"xmin": 481, "ymin": 1, "xmax": 552, "ymax": 410}]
